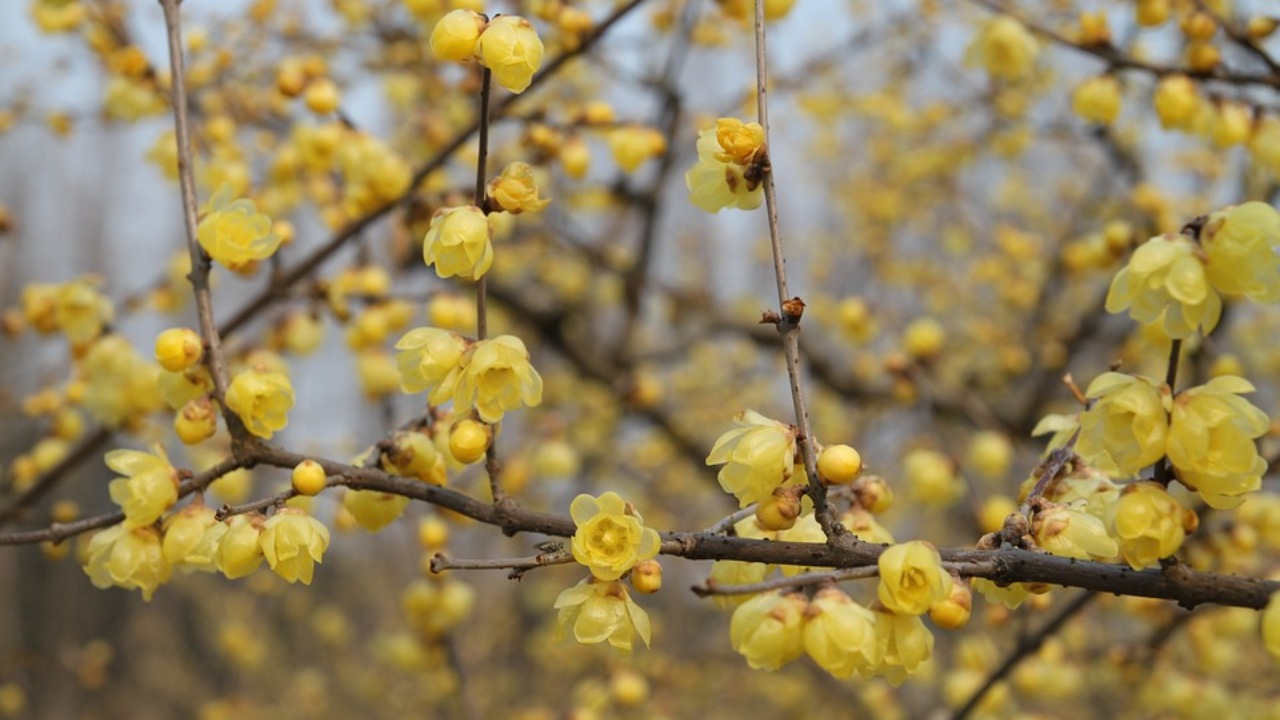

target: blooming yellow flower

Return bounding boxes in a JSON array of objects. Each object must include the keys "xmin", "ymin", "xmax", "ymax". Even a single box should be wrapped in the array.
[
  {"xmin": 162, "ymin": 503, "xmax": 222, "ymax": 571},
  {"xmin": 342, "ymin": 488, "xmax": 410, "ymax": 532},
  {"xmin": 971, "ymin": 577, "xmax": 1031, "ymax": 609},
  {"xmin": 554, "ymin": 579, "xmax": 651, "ymax": 652},
  {"xmin": 225, "ymin": 367, "xmax": 295, "ymax": 439},
  {"xmin": 422, "ymin": 206, "xmax": 493, "ymax": 281},
  {"xmin": 196, "ymin": 185, "xmax": 282, "ymax": 270},
  {"xmin": 706, "ymin": 410, "xmax": 797, "ymax": 507},
  {"xmin": 1072, "ymin": 76, "xmax": 1122, "ymax": 125},
  {"xmin": 1201, "ymin": 202, "xmax": 1280, "ymax": 303},
  {"xmin": 429, "ymin": 9, "xmax": 485, "ymax": 62},
  {"xmin": 877, "ymin": 541, "xmax": 953, "ymax": 616},
  {"xmin": 453, "ymin": 335, "xmax": 543, "ymax": 423},
  {"xmin": 730, "ymin": 591, "xmax": 808, "ymax": 671},
  {"xmin": 260, "ymin": 508, "xmax": 330, "ymax": 585},
  {"xmin": 871, "ymin": 609, "xmax": 934, "ymax": 686},
  {"xmin": 83, "ymin": 524, "xmax": 171, "ymax": 601},
  {"xmin": 487, "ymin": 161, "xmax": 550, "ymax": 214},
  {"xmin": 475, "ymin": 15, "xmax": 544, "ymax": 94},
  {"xmin": 1032, "ymin": 505, "xmax": 1118, "ymax": 560},
  {"xmin": 106, "ymin": 446, "xmax": 179, "ymax": 529},
  {"xmin": 965, "ymin": 16, "xmax": 1039, "ymax": 81},
  {"xmin": 53, "ymin": 277, "xmax": 113, "ymax": 345},
  {"xmin": 803, "ymin": 587, "xmax": 881, "ymax": 680},
  {"xmin": 685, "ymin": 118, "xmax": 766, "ymax": 213},
  {"xmin": 1167, "ymin": 375, "xmax": 1269, "ymax": 508},
  {"xmin": 1108, "ymin": 482, "xmax": 1187, "ymax": 569},
  {"xmin": 214, "ymin": 514, "xmax": 264, "ymax": 579},
  {"xmin": 1264, "ymin": 591, "xmax": 1280, "ymax": 662},
  {"xmin": 570, "ymin": 492, "xmax": 661, "ymax": 581},
  {"xmin": 394, "ymin": 326, "xmax": 467, "ymax": 403},
  {"xmin": 1076, "ymin": 372, "xmax": 1170, "ymax": 477},
  {"xmin": 1105, "ymin": 233, "xmax": 1221, "ymax": 339}
]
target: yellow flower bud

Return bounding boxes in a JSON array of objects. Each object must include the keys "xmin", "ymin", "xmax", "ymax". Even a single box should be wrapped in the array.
[
  {"xmin": 475, "ymin": 15, "xmax": 544, "ymax": 94},
  {"xmin": 342, "ymin": 488, "xmax": 409, "ymax": 532},
  {"xmin": 904, "ymin": 448, "xmax": 964, "ymax": 508},
  {"xmin": 1135, "ymin": 0, "xmax": 1170, "ymax": 26},
  {"xmin": 610, "ymin": 669, "xmax": 649, "ymax": 706},
  {"xmin": 559, "ymin": 135, "xmax": 590, "ymax": 179},
  {"xmin": 225, "ymin": 367, "xmax": 295, "ymax": 440},
  {"xmin": 448, "ymin": 418, "xmax": 491, "ymax": 465},
  {"xmin": 630, "ymin": 559, "xmax": 663, "ymax": 594},
  {"xmin": 817, "ymin": 444, "xmax": 863, "ymax": 485},
  {"xmin": 292, "ymin": 460, "xmax": 327, "ymax": 496},
  {"xmin": 902, "ymin": 316, "xmax": 946, "ymax": 360},
  {"xmin": 730, "ymin": 591, "xmax": 808, "ymax": 670},
  {"xmin": 755, "ymin": 487, "xmax": 801, "ymax": 531},
  {"xmin": 965, "ymin": 16, "xmax": 1039, "ymax": 81},
  {"xmin": 174, "ymin": 396, "xmax": 217, "ymax": 445},
  {"xmin": 154, "ymin": 327, "xmax": 203, "ymax": 372},
  {"xmin": 570, "ymin": 492, "xmax": 661, "ymax": 581},
  {"xmin": 417, "ymin": 515, "xmax": 449, "ymax": 550},
  {"xmin": 1108, "ymin": 482, "xmax": 1187, "ymax": 569},
  {"xmin": 303, "ymin": 77, "xmax": 340, "ymax": 115},
  {"xmin": 877, "ymin": 541, "xmax": 953, "ymax": 616},
  {"xmin": 1072, "ymin": 76, "xmax": 1122, "ymax": 125},
  {"xmin": 929, "ymin": 580, "xmax": 972, "ymax": 630},
  {"xmin": 429, "ymin": 9, "xmax": 485, "ymax": 62}
]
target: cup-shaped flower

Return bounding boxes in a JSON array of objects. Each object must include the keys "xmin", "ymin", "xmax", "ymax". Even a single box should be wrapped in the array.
[
  {"xmin": 1201, "ymin": 201, "xmax": 1280, "ymax": 302},
  {"xmin": 83, "ymin": 524, "xmax": 171, "ymax": 601},
  {"xmin": 106, "ymin": 446, "xmax": 179, "ymax": 529},
  {"xmin": 196, "ymin": 185, "xmax": 281, "ymax": 270},
  {"xmin": 260, "ymin": 508, "xmax": 330, "ymax": 585},
  {"xmin": 1076, "ymin": 372, "xmax": 1170, "ymax": 477},
  {"xmin": 162, "ymin": 503, "xmax": 222, "ymax": 571},
  {"xmin": 342, "ymin": 488, "xmax": 410, "ymax": 532},
  {"xmin": 706, "ymin": 410, "xmax": 797, "ymax": 508},
  {"xmin": 394, "ymin": 327, "xmax": 467, "ymax": 403},
  {"xmin": 453, "ymin": 335, "xmax": 543, "ymax": 423},
  {"xmin": 965, "ymin": 16, "xmax": 1039, "ymax": 81},
  {"xmin": 729, "ymin": 591, "xmax": 808, "ymax": 671},
  {"xmin": 1108, "ymin": 482, "xmax": 1187, "ymax": 569},
  {"xmin": 1105, "ymin": 233, "xmax": 1221, "ymax": 339},
  {"xmin": 877, "ymin": 541, "xmax": 953, "ymax": 616},
  {"xmin": 225, "ymin": 367, "xmax": 295, "ymax": 439},
  {"xmin": 429, "ymin": 8, "xmax": 485, "ymax": 62},
  {"xmin": 422, "ymin": 206, "xmax": 493, "ymax": 281},
  {"xmin": 475, "ymin": 16, "xmax": 544, "ymax": 94},
  {"xmin": 554, "ymin": 579, "xmax": 651, "ymax": 652},
  {"xmin": 215, "ymin": 514, "xmax": 264, "ymax": 579},
  {"xmin": 1032, "ymin": 505, "xmax": 1118, "ymax": 560},
  {"xmin": 570, "ymin": 492, "xmax": 661, "ymax": 581},
  {"xmin": 1167, "ymin": 375, "xmax": 1270, "ymax": 508},
  {"xmin": 685, "ymin": 118, "xmax": 766, "ymax": 213},
  {"xmin": 870, "ymin": 609, "xmax": 935, "ymax": 686},
  {"xmin": 488, "ymin": 161, "xmax": 550, "ymax": 215},
  {"xmin": 803, "ymin": 587, "xmax": 881, "ymax": 680},
  {"xmin": 1264, "ymin": 591, "xmax": 1280, "ymax": 662}
]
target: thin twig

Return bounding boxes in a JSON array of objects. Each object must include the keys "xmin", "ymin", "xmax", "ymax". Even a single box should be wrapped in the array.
[
  {"xmin": 752, "ymin": 0, "xmax": 835, "ymax": 538},
  {"xmin": 952, "ymin": 591, "xmax": 1098, "ymax": 720},
  {"xmin": 429, "ymin": 550, "xmax": 573, "ymax": 573},
  {"xmin": 692, "ymin": 559, "xmax": 997, "ymax": 597}
]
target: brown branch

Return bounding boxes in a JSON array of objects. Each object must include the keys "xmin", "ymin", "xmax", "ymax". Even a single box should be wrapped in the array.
[{"xmin": 429, "ymin": 550, "xmax": 573, "ymax": 573}]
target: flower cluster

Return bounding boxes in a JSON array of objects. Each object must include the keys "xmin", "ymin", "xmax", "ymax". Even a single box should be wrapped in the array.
[
  {"xmin": 685, "ymin": 118, "xmax": 767, "ymax": 213},
  {"xmin": 429, "ymin": 11, "xmax": 544, "ymax": 94},
  {"xmin": 106, "ymin": 447, "xmax": 179, "ymax": 529},
  {"xmin": 395, "ymin": 330, "xmax": 542, "ymax": 423}
]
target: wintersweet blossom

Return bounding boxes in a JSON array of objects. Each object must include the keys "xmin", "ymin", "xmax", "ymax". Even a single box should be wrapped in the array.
[
  {"xmin": 259, "ymin": 508, "xmax": 330, "ymax": 585},
  {"xmin": 83, "ymin": 524, "xmax": 170, "ymax": 601},
  {"xmin": 569, "ymin": 492, "xmax": 661, "ymax": 581},
  {"xmin": 1105, "ymin": 233, "xmax": 1221, "ymax": 339},
  {"xmin": 802, "ymin": 587, "xmax": 881, "ymax": 679},
  {"xmin": 196, "ymin": 185, "xmax": 281, "ymax": 270},
  {"xmin": 706, "ymin": 410, "xmax": 797, "ymax": 507},
  {"xmin": 394, "ymin": 327, "xmax": 467, "ymax": 403},
  {"xmin": 554, "ymin": 579, "xmax": 651, "ymax": 652},
  {"xmin": 1076, "ymin": 372, "xmax": 1170, "ymax": 477},
  {"xmin": 1167, "ymin": 375, "xmax": 1270, "ymax": 508},
  {"xmin": 685, "ymin": 118, "xmax": 766, "ymax": 213},
  {"xmin": 965, "ymin": 16, "xmax": 1039, "ymax": 80},
  {"xmin": 1108, "ymin": 482, "xmax": 1188, "ymax": 569},
  {"xmin": 106, "ymin": 446, "xmax": 179, "ymax": 529},
  {"xmin": 453, "ymin": 335, "xmax": 543, "ymax": 423},
  {"xmin": 422, "ymin": 206, "xmax": 494, "ymax": 281},
  {"xmin": 475, "ymin": 16, "xmax": 544, "ymax": 94},
  {"xmin": 225, "ymin": 367, "xmax": 295, "ymax": 439},
  {"xmin": 876, "ymin": 541, "xmax": 953, "ymax": 616},
  {"xmin": 730, "ymin": 591, "xmax": 808, "ymax": 670},
  {"xmin": 1201, "ymin": 202, "xmax": 1280, "ymax": 302}
]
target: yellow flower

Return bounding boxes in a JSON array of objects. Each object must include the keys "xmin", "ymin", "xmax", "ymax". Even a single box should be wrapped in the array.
[
  {"xmin": 1153, "ymin": 74, "xmax": 1200, "ymax": 130},
  {"xmin": 1072, "ymin": 76, "xmax": 1122, "ymax": 125},
  {"xmin": 570, "ymin": 492, "xmax": 661, "ymax": 581},
  {"xmin": 608, "ymin": 125, "xmax": 666, "ymax": 173},
  {"xmin": 394, "ymin": 326, "xmax": 467, "ymax": 402},
  {"xmin": 214, "ymin": 514, "xmax": 264, "ymax": 579},
  {"xmin": 106, "ymin": 446, "xmax": 179, "ymax": 529},
  {"xmin": 554, "ymin": 579, "xmax": 651, "ymax": 652},
  {"xmin": 1264, "ymin": 591, "xmax": 1280, "ymax": 663},
  {"xmin": 422, "ymin": 206, "xmax": 493, "ymax": 281},
  {"xmin": 157, "ymin": 364, "xmax": 214, "ymax": 410},
  {"xmin": 225, "ymin": 367, "xmax": 295, "ymax": 439},
  {"xmin": 965, "ymin": 16, "xmax": 1039, "ymax": 81},
  {"xmin": 80, "ymin": 335, "xmax": 164, "ymax": 428},
  {"xmin": 870, "ymin": 609, "xmax": 934, "ymax": 686},
  {"xmin": 342, "ymin": 488, "xmax": 410, "ymax": 532},
  {"xmin": 877, "ymin": 541, "xmax": 953, "ymax": 616},
  {"xmin": 1201, "ymin": 202, "xmax": 1280, "ymax": 303},
  {"xmin": 53, "ymin": 277, "xmax": 113, "ymax": 345},
  {"xmin": 487, "ymin": 161, "xmax": 550, "ymax": 214},
  {"xmin": 260, "ymin": 508, "xmax": 330, "ymax": 585},
  {"xmin": 706, "ymin": 410, "xmax": 797, "ymax": 508},
  {"xmin": 381, "ymin": 430, "xmax": 447, "ymax": 485},
  {"xmin": 154, "ymin": 327, "xmax": 203, "ymax": 373},
  {"xmin": 971, "ymin": 577, "xmax": 1031, "ymax": 609},
  {"xmin": 706, "ymin": 560, "xmax": 768, "ymax": 609},
  {"xmin": 475, "ymin": 15, "xmax": 544, "ymax": 94},
  {"xmin": 1167, "ymin": 375, "xmax": 1269, "ymax": 508},
  {"xmin": 817, "ymin": 444, "xmax": 862, "ymax": 485},
  {"xmin": 1105, "ymin": 233, "xmax": 1221, "ymax": 339},
  {"xmin": 1076, "ymin": 372, "xmax": 1171, "ymax": 477},
  {"xmin": 453, "ymin": 335, "xmax": 543, "ymax": 423},
  {"xmin": 685, "ymin": 118, "xmax": 766, "ymax": 213},
  {"xmin": 83, "ymin": 524, "xmax": 171, "ymax": 601},
  {"xmin": 196, "ymin": 185, "xmax": 282, "ymax": 270},
  {"xmin": 904, "ymin": 448, "xmax": 965, "ymax": 508},
  {"xmin": 730, "ymin": 591, "xmax": 808, "ymax": 671},
  {"xmin": 1032, "ymin": 505, "xmax": 1118, "ymax": 560},
  {"xmin": 803, "ymin": 587, "xmax": 881, "ymax": 680},
  {"xmin": 162, "ymin": 504, "xmax": 222, "ymax": 571},
  {"xmin": 1108, "ymin": 482, "xmax": 1187, "ymax": 569},
  {"xmin": 429, "ymin": 9, "xmax": 485, "ymax": 62}
]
